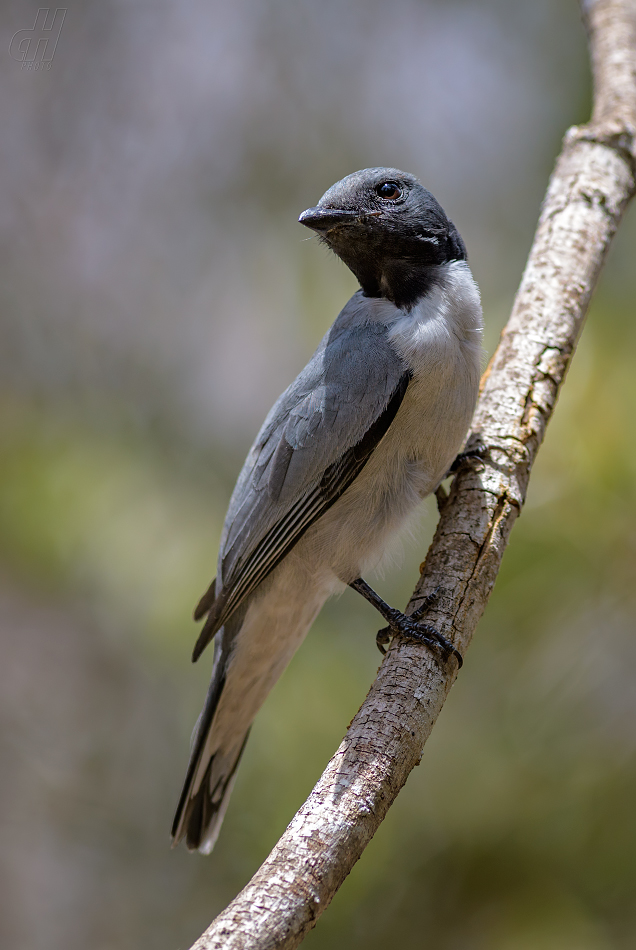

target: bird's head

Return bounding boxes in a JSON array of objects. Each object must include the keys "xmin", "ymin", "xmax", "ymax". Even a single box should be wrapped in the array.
[{"xmin": 299, "ymin": 167, "xmax": 466, "ymax": 309}]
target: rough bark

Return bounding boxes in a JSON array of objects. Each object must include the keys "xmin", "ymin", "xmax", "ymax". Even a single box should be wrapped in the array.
[{"xmin": 190, "ymin": 2, "xmax": 636, "ymax": 947}]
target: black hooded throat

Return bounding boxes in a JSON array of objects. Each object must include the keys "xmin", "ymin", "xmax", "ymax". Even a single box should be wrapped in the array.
[{"xmin": 300, "ymin": 167, "xmax": 467, "ymax": 312}]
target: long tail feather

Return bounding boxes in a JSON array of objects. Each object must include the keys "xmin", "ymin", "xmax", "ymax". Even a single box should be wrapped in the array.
[{"xmin": 171, "ymin": 640, "xmax": 249, "ymax": 852}]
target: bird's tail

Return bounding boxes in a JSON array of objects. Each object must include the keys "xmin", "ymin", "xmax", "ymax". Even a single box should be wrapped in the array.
[{"xmin": 171, "ymin": 646, "xmax": 250, "ymax": 854}]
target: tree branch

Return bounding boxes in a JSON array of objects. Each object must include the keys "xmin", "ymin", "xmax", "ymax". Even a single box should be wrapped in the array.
[{"xmin": 190, "ymin": 2, "xmax": 636, "ymax": 946}]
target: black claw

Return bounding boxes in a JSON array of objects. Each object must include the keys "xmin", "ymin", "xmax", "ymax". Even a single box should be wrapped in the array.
[
  {"xmin": 448, "ymin": 444, "xmax": 489, "ymax": 475},
  {"xmin": 421, "ymin": 625, "xmax": 463, "ymax": 669},
  {"xmin": 376, "ymin": 626, "xmax": 391, "ymax": 655}
]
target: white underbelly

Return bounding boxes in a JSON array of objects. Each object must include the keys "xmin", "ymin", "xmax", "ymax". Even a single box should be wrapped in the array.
[{"xmin": 298, "ymin": 362, "xmax": 477, "ymax": 583}]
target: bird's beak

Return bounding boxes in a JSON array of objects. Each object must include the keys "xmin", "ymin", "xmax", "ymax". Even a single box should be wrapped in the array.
[{"xmin": 298, "ymin": 207, "xmax": 359, "ymax": 233}]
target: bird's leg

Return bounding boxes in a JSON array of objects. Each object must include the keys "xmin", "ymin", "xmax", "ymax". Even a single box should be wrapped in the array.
[{"xmin": 348, "ymin": 578, "xmax": 462, "ymax": 668}]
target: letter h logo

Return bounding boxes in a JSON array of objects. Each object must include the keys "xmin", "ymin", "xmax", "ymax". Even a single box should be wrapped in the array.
[{"xmin": 10, "ymin": 9, "xmax": 66, "ymax": 69}]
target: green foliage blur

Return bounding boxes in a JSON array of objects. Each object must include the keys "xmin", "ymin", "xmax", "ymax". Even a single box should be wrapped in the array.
[{"xmin": 1, "ymin": 1, "xmax": 635, "ymax": 948}]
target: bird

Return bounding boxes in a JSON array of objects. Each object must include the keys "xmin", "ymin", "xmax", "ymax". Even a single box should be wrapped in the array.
[{"xmin": 171, "ymin": 167, "xmax": 483, "ymax": 853}]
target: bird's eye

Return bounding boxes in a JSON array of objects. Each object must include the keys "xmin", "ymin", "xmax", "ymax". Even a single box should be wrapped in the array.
[{"xmin": 376, "ymin": 181, "xmax": 402, "ymax": 200}]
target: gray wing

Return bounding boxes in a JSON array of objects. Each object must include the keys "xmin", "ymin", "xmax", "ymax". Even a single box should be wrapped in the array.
[{"xmin": 192, "ymin": 311, "xmax": 409, "ymax": 660}]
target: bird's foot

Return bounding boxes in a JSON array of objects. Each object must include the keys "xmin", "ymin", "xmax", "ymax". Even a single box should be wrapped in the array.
[
  {"xmin": 375, "ymin": 588, "xmax": 462, "ymax": 668},
  {"xmin": 348, "ymin": 577, "xmax": 462, "ymax": 669},
  {"xmin": 447, "ymin": 443, "xmax": 489, "ymax": 476},
  {"xmin": 376, "ymin": 616, "xmax": 463, "ymax": 668}
]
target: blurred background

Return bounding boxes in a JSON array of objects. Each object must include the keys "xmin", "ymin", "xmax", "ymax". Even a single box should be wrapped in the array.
[{"xmin": 1, "ymin": 1, "xmax": 635, "ymax": 947}]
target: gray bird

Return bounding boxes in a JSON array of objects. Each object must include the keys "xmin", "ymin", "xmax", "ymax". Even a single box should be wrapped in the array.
[{"xmin": 171, "ymin": 167, "xmax": 483, "ymax": 853}]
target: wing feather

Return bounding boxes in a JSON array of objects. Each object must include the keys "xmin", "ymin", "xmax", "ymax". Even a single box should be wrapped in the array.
[{"xmin": 192, "ymin": 303, "xmax": 410, "ymax": 661}]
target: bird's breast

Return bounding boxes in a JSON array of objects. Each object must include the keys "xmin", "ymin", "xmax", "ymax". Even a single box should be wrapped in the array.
[{"xmin": 383, "ymin": 264, "xmax": 483, "ymax": 488}]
